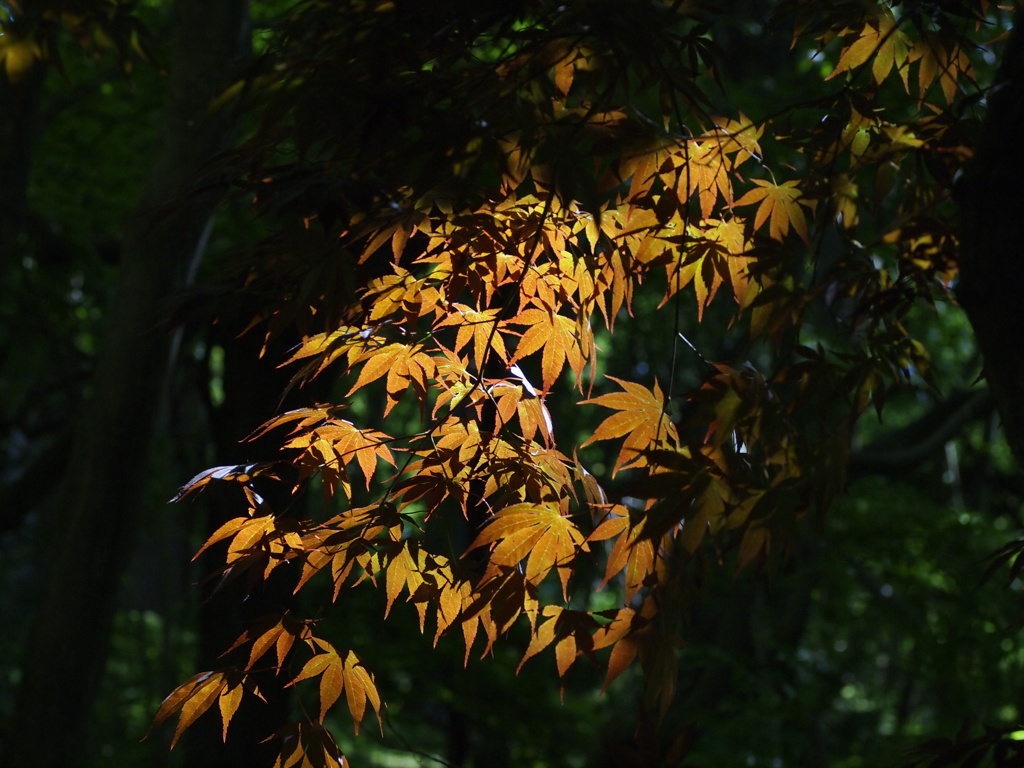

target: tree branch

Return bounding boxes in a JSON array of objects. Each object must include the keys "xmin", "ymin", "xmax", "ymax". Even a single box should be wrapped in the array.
[{"xmin": 849, "ymin": 388, "xmax": 993, "ymax": 476}]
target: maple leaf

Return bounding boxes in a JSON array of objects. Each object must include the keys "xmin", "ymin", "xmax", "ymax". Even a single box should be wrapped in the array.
[
  {"xmin": 357, "ymin": 206, "xmax": 428, "ymax": 263},
  {"xmin": 591, "ymin": 604, "xmax": 653, "ymax": 693},
  {"xmin": 224, "ymin": 611, "xmax": 311, "ymax": 673},
  {"xmin": 831, "ymin": 173, "xmax": 859, "ymax": 229},
  {"xmin": 665, "ymin": 117, "xmax": 765, "ymax": 219},
  {"xmin": 430, "ymin": 345, "xmax": 478, "ymax": 416},
  {"xmin": 910, "ymin": 32, "xmax": 972, "ymax": 103},
  {"xmin": 517, "ymin": 393, "xmax": 555, "ymax": 446},
  {"xmin": 709, "ymin": 114, "xmax": 764, "ymax": 166},
  {"xmin": 673, "ymin": 139, "xmax": 734, "ymax": 219},
  {"xmin": 248, "ymin": 405, "xmax": 343, "ymax": 441},
  {"xmin": 734, "ymin": 179, "xmax": 813, "ymax": 243},
  {"xmin": 826, "ymin": 9, "xmax": 911, "ymax": 90},
  {"xmin": 624, "ymin": 143, "xmax": 666, "ymax": 203},
  {"xmin": 517, "ymin": 605, "xmax": 598, "ymax": 679},
  {"xmin": 581, "ymin": 377, "xmax": 679, "ymax": 475},
  {"xmin": 289, "ymin": 504, "xmax": 403, "ymax": 598},
  {"xmin": 662, "ymin": 219, "xmax": 752, "ymax": 320},
  {"xmin": 589, "ymin": 507, "xmax": 657, "ymax": 601},
  {"xmin": 486, "ymin": 380, "xmax": 525, "ymax": 432},
  {"xmin": 460, "ymin": 566, "xmax": 540, "ymax": 656},
  {"xmin": 192, "ymin": 512, "xmax": 305, "ymax": 584},
  {"xmin": 521, "ymin": 264, "xmax": 568, "ymax": 314},
  {"xmin": 285, "ymin": 419, "xmax": 396, "ymax": 497},
  {"xmin": 285, "ymin": 325, "xmax": 388, "ymax": 382},
  {"xmin": 363, "ymin": 267, "xmax": 443, "ymax": 325},
  {"xmin": 269, "ymin": 722, "xmax": 346, "ymax": 768},
  {"xmin": 393, "ymin": 458, "xmax": 473, "ymax": 518},
  {"xmin": 468, "ymin": 502, "xmax": 586, "ymax": 596},
  {"xmin": 379, "ymin": 542, "xmax": 431, "ymax": 628},
  {"xmin": 370, "ymin": 542, "xmax": 469, "ymax": 645},
  {"xmin": 348, "ymin": 342, "xmax": 437, "ymax": 415},
  {"xmin": 170, "ymin": 462, "xmax": 278, "ymax": 503},
  {"xmin": 434, "ymin": 304, "xmax": 511, "ymax": 370},
  {"xmin": 149, "ymin": 671, "xmax": 223, "ymax": 748},
  {"xmin": 511, "ymin": 308, "xmax": 586, "ymax": 390},
  {"xmin": 434, "ymin": 565, "xmax": 472, "ymax": 646},
  {"xmin": 148, "ymin": 669, "xmax": 260, "ymax": 748},
  {"xmin": 289, "ymin": 639, "xmax": 382, "ymax": 733}
]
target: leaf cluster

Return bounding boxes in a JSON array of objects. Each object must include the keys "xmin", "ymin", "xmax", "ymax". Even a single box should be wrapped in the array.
[{"xmin": 151, "ymin": 0, "xmax": 1007, "ymax": 763}]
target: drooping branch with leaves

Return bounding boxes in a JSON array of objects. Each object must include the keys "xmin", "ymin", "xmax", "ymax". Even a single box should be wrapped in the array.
[{"xmin": 147, "ymin": 1, "xmax": 1010, "ymax": 764}]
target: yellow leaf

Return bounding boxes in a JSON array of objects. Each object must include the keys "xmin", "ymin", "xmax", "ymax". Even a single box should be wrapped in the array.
[
  {"xmin": 287, "ymin": 644, "xmax": 379, "ymax": 729},
  {"xmin": 596, "ymin": 509, "xmax": 656, "ymax": 601},
  {"xmin": 149, "ymin": 671, "xmax": 227, "ymax": 749},
  {"xmin": 709, "ymin": 114, "xmax": 764, "ymax": 165},
  {"xmin": 672, "ymin": 140, "xmax": 734, "ymax": 218},
  {"xmin": 581, "ymin": 377, "xmax": 678, "ymax": 474},
  {"xmin": 592, "ymin": 605, "xmax": 648, "ymax": 692},
  {"xmin": 469, "ymin": 502, "xmax": 585, "ymax": 593},
  {"xmin": 826, "ymin": 9, "xmax": 910, "ymax": 90},
  {"xmin": 734, "ymin": 179, "xmax": 812, "ymax": 243},
  {"xmin": 320, "ymin": 656, "xmax": 344, "ymax": 723},
  {"xmin": 348, "ymin": 343, "xmax": 407, "ymax": 394},
  {"xmin": 218, "ymin": 683, "xmax": 243, "ymax": 742},
  {"xmin": 435, "ymin": 304, "xmax": 510, "ymax": 370},
  {"xmin": 383, "ymin": 544, "xmax": 428, "ymax": 622},
  {"xmin": 238, "ymin": 613, "xmax": 307, "ymax": 672},
  {"xmin": 518, "ymin": 605, "xmax": 561, "ymax": 671},
  {"xmin": 343, "ymin": 650, "xmax": 382, "ymax": 735},
  {"xmin": 911, "ymin": 33, "xmax": 972, "ymax": 103},
  {"xmin": 287, "ymin": 420, "xmax": 396, "ymax": 495},
  {"xmin": 511, "ymin": 308, "xmax": 586, "ymax": 390},
  {"xmin": 269, "ymin": 723, "xmax": 346, "ymax": 768}
]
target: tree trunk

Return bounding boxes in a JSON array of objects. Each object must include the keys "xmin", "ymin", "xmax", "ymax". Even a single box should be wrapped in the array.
[
  {"xmin": 5, "ymin": 3, "xmax": 250, "ymax": 766},
  {"xmin": 0, "ymin": 60, "xmax": 45, "ymax": 259},
  {"xmin": 958, "ymin": 24, "xmax": 1024, "ymax": 468}
]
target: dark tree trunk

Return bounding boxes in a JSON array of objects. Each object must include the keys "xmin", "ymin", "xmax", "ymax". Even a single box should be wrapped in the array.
[
  {"xmin": 4, "ymin": 3, "xmax": 250, "ymax": 766},
  {"xmin": 958, "ymin": 25, "xmax": 1024, "ymax": 468},
  {"xmin": 0, "ymin": 62, "xmax": 45, "ymax": 258}
]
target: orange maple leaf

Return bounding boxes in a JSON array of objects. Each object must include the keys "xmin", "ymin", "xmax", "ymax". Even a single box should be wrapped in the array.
[
  {"xmin": 348, "ymin": 342, "xmax": 437, "ymax": 415},
  {"xmin": 434, "ymin": 304, "xmax": 510, "ymax": 370},
  {"xmin": 517, "ymin": 605, "xmax": 598, "ymax": 679},
  {"xmin": 289, "ymin": 639, "xmax": 382, "ymax": 733},
  {"xmin": 709, "ymin": 114, "xmax": 764, "ymax": 166},
  {"xmin": 469, "ymin": 502, "xmax": 585, "ymax": 596},
  {"xmin": 149, "ymin": 670, "xmax": 257, "ymax": 748},
  {"xmin": 511, "ymin": 308, "xmax": 586, "ymax": 390},
  {"xmin": 734, "ymin": 179, "xmax": 813, "ymax": 243},
  {"xmin": 589, "ymin": 508, "xmax": 657, "ymax": 601},
  {"xmin": 674, "ymin": 139, "xmax": 734, "ymax": 219},
  {"xmin": 268, "ymin": 723, "xmax": 345, "ymax": 768},
  {"xmin": 225, "ymin": 611, "xmax": 311, "ymax": 674},
  {"xmin": 581, "ymin": 377, "xmax": 678, "ymax": 475},
  {"xmin": 285, "ymin": 419, "xmax": 396, "ymax": 496},
  {"xmin": 662, "ymin": 219, "xmax": 752, "ymax": 320}
]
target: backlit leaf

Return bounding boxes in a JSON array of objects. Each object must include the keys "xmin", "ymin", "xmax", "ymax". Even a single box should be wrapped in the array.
[
  {"xmin": 581, "ymin": 377, "xmax": 678, "ymax": 474},
  {"xmin": 734, "ymin": 179, "xmax": 812, "ymax": 243},
  {"xmin": 469, "ymin": 502, "xmax": 585, "ymax": 595},
  {"xmin": 150, "ymin": 671, "xmax": 226, "ymax": 749},
  {"xmin": 288, "ymin": 641, "xmax": 381, "ymax": 732}
]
